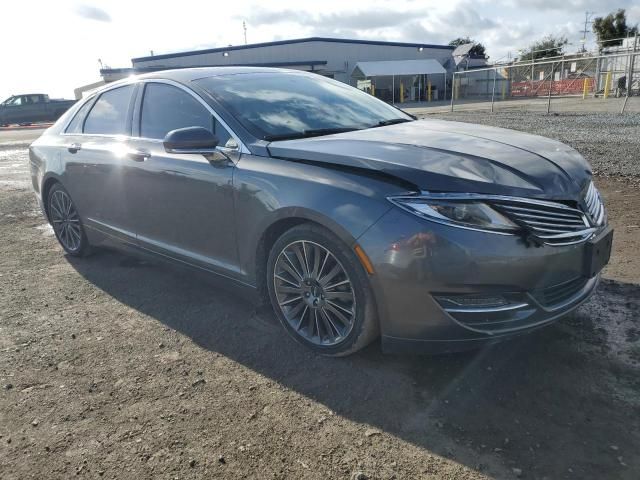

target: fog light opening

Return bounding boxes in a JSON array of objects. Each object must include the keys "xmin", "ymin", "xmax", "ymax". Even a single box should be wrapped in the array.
[{"xmin": 438, "ymin": 295, "xmax": 509, "ymax": 308}]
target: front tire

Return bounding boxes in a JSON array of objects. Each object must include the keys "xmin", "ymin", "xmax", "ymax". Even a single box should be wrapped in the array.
[
  {"xmin": 47, "ymin": 183, "xmax": 91, "ymax": 257},
  {"xmin": 266, "ymin": 224, "xmax": 378, "ymax": 356}
]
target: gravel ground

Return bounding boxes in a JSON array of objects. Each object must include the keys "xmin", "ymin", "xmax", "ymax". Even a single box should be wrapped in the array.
[
  {"xmin": 423, "ymin": 111, "xmax": 640, "ymax": 180},
  {"xmin": 1, "ymin": 119, "xmax": 639, "ymax": 480}
]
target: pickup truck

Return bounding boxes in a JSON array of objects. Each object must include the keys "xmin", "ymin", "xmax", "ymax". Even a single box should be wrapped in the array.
[{"xmin": 0, "ymin": 94, "xmax": 76, "ymax": 126}]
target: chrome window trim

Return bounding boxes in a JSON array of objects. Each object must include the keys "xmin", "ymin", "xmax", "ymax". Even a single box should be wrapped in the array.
[
  {"xmin": 60, "ymin": 78, "xmax": 250, "ymax": 155},
  {"xmin": 388, "ymin": 191, "xmax": 602, "ymax": 244}
]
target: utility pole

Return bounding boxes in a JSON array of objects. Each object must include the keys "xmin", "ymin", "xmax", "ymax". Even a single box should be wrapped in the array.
[
  {"xmin": 243, "ymin": 21, "xmax": 247, "ymax": 45},
  {"xmin": 579, "ymin": 11, "xmax": 595, "ymax": 52}
]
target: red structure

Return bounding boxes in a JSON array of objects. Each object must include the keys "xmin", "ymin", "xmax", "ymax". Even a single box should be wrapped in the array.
[{"xmin": 511, "ymin": 78, "xmax": 594, "ymax": 96}]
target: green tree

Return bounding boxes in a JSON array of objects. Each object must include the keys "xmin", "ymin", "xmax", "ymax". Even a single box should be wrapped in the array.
[
  {"xmin": 519, "ymin": 35, "xmax": 568, "ymax": 61},
  {"xmin": 592, "ymin": 9, "xmax": 638, "ymax": 48},
  {"xmin": 448, "ymin": 37, "xmax": 487, "ymax": 58}
]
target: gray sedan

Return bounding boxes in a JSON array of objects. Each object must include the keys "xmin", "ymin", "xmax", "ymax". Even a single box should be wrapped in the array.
[{"xmin": 29, "ymin": 67, "xmax": 613, "ymax": 356}]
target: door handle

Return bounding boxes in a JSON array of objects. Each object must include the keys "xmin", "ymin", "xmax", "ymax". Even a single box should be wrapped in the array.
[
  {"xmin": 127, "ymin": 149, "xmax": 150, "ymax": 162},
  {"xmin": 67, "ymin": 143, "xmax": 81, "ymax": 154}
]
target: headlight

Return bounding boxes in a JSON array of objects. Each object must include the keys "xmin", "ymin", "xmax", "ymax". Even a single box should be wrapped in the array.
[{"xmin": 389, "ymin": 196, "xmax": 518, "ymax": 232}]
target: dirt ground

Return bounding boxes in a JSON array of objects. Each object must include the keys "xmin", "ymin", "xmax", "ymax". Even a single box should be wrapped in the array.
[{"xmin": 1, "ymin": 125, "xmax": 639, "ymax": 480}]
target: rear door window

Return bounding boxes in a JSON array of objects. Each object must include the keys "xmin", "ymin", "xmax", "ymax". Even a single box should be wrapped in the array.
[
  {"xmin": 65, "ymin": 99, "xmax": 93, "ymax": 134},
  {"xmin": 83, "ymin": 85, "xmax": 134, "ymax": 135}
]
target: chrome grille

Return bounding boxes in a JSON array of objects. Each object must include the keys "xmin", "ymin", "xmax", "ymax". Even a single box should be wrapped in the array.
[
  {"xmin": 584, "ymin": 181, "xmax": 605, "ymax": 226},
  {"xmin": 491, "ymin": 199, "xmax": 594, "ymax": 246}
]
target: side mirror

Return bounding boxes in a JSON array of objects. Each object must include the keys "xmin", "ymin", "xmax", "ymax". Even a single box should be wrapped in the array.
[{"xmin": 163, "ymin": 127, "xmax": 219, "ymax": 154}]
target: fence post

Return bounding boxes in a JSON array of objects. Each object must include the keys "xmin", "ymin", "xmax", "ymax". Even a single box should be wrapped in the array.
[
  {"xmin": 622, "ymin": 34, "xmax": 638, "ymax": 113},
  {"xmin": 603, "ymin": 71, "xmax": 612, "ymax": 99},
  {"xmin": 547, "ymin": 62, "xmax": 555, "ymax": 114},
  {"xmin": 531, "ymin": 58, "xmax": 535, "ymax": 97},
  {"xmin": 450, "ymin": 72, "xmax": 456, "ymax": 112},
  {"xmin": 491, "ymin": 67, "xmax": 497, "ymax": 113},
  {"xmin": 594, "ymin": 56, "xmax": 601, "ymax": 97}
]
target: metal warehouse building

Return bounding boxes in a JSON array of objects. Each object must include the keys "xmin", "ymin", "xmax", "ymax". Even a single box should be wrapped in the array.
[{"xmin": 97, "ymin": 37, "xmax": 456, "ymax": 104}]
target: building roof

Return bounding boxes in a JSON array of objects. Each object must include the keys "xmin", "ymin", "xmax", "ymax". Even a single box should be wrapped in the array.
[
  {"xmin": 101, "ymin": 60, "xmax": 327, "ymax": 77},
  {"xmin": 132, "ymin": 37, "xmax": 454, "ymax": 63},
  {"xmin": 352, "ymin": 59, "xmax": 447, "ymax": 77}
]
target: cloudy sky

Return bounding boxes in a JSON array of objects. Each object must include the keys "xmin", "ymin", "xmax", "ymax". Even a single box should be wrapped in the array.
[{"xmin": 1, "ymin": 0, "xmax": 638, "ymax": 100}]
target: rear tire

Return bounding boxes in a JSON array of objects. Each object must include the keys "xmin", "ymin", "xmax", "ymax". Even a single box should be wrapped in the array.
[
  {"xmin": 266, "ymin": 224, "xmax": 378, "ymax": 356},
  {"xmin": 47, "ymin": 183, "xmax": 91, "ymax": 257}
]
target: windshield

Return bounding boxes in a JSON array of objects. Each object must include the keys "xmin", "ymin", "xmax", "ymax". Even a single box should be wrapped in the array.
[{"xmin": 194, "ymin": 72, "xmax": 412, "ymax": 140}]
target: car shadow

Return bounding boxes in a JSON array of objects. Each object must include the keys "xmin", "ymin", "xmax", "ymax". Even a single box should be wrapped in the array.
[{"xmin": 66, "ymin": 248, "xmax": 640, "ymax": 479}]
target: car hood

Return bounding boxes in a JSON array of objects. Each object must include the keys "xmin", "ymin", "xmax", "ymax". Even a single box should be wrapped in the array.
[{"xmin": 267, "ymin": 119, "xmax": 592, "ymax": 200}]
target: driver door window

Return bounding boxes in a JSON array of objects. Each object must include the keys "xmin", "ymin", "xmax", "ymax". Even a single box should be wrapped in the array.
[{"xmin": 140, "ymin": 83, "xmax": 233, "ymax": 148}]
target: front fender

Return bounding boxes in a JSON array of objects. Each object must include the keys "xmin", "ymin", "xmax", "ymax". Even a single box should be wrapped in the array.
[{"xmin": 233, "ymin": 154, "xmax": 397, "ymax": 284}]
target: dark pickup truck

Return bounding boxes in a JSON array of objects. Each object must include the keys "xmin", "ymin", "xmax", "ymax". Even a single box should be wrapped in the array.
[{"xmin": 0, "ymin": 94, "xmax": 76, "ymax": 126}]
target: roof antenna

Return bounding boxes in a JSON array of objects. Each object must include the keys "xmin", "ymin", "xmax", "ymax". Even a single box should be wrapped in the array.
[{"xmin": 243, "ymin": 21, "xmax": 247, "ymax": 45}]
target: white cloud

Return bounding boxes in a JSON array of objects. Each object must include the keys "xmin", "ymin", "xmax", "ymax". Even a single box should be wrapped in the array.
[{"xmin": 74, "ymin": 4, "xmax": 112, "ymax": 22}]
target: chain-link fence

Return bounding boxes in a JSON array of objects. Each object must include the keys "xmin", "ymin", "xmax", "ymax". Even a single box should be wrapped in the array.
[{"xmin": 450, "ymin": 50, "xmax": 640, "ymax": 114}]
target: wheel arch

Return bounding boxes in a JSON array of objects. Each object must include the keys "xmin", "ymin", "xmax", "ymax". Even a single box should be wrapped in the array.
[
  {"xmin": 253, "ymin": 208, "xmax": 361, "ymax": 305},
  {"xmin": 41, "ymin": 173, "xmax": 64, "ymax": 222}
]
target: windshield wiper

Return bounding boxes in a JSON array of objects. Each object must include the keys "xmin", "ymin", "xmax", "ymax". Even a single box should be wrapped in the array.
[
  {"xmin": 264, "ymin": 127, "xmax": 360, "ymax": 142},
  {"xmin": 375, "ymin": 118, "xmax": 413, "ymax": 127}
]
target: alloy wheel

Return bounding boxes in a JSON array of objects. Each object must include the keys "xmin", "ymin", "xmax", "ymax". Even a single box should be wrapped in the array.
[
  {"xmin": 273, "ymin": 240, "xmax": 356, "ymax": 346},
  {"xmin": 50, "ymin": 189, "xmax": 82, "ymax": 252}
]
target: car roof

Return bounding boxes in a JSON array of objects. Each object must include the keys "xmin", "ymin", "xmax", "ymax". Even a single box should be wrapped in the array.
[
  {"xmin": 136, "ymin": 66, "xmax": 303, "ymax": 83},
  {"xmin": 88, "ymin": 67, "xmax": 315, "ymax": 101}
]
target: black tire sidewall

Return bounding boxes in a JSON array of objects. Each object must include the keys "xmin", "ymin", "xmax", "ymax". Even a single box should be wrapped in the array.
[
  {"xmin": 48, "ymin": 183, "xmax": 90, "ymax": 257},
  {"xmin": 266, "ymin": 224, "xmax": 375, "ymax": 356}
]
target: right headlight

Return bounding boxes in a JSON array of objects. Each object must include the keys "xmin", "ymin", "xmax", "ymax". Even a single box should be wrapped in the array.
[{"xmin": 388, "ymin": 195, "xmax": 518, "ymax": 233}]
